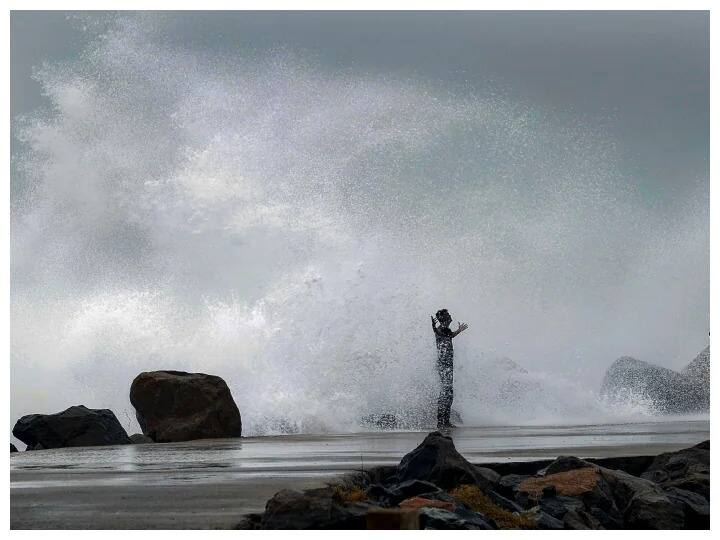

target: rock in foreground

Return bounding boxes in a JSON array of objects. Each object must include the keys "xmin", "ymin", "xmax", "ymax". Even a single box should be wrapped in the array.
[
  {"xmin": 396, "ymin": 431, "xmax": 494, "ymax": 491},
  {"xmin": 238, "ymin": 435, "xmax": 710, "ymax": 530},
  {"xmin": 12, "ymin": 405, "xmax": 131, "ymax": 449},
  {"xmin": 130, "ymin": 370, "xmax": 242, "ymax": 442}
]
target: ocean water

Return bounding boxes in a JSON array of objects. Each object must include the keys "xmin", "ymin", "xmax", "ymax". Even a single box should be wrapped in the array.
[
  {"xmin": 11, "ymin": 14, "xmax": 709, "ymax": 438},
  {"xmin": 10, "ymin": 420, "xmax": 709, "ymax": 528}
]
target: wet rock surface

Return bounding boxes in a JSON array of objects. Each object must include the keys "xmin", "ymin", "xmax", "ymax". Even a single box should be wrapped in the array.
[
  {"xmin": 130, "ymin": 370, "xmax": 242, "ymax": 442},
  {"xmin": 396, "ymin": 431, "xmax": 493, "ymax": 490},
  {"xmin": 238, "ymin": 433, "xmax": 710, "ymax": 529},
  {"xmin": 12, "ymin": 405, "xmax": 131, "ymax": 449},
  {"xmin": 129, "ymin": 433, "xmax": 154, "ymax": 444},
  {"xmin": 600, "ymin": 348, "xmax": 710, "ymax": 414}
]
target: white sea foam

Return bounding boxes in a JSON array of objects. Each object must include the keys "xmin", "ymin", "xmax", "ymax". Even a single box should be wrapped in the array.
[{"xmin": 11, "ymin": 15, "xmax": 708, "ymax": 435}]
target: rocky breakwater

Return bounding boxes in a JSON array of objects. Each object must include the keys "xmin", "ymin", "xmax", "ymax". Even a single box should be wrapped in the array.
[
  {"xmin": 600, "ymin": 347, "xmax": 709, "ymax": 413},
  {"xmin": 237, "ymin": 433, "xmax": 710, "ymax": 530},
  {"xmin": 12, "ymin": 405, "xmax": 131, "ymax": 450},
  {"xmin": 130, "ymin": 370, "xmax": 242, "ymax": 442}
]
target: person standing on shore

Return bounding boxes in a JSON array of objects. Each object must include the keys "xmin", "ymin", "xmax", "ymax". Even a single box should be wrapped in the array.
[{"xmin": 431, "ymin": 309, "xmax": 468, "ymax": 429}]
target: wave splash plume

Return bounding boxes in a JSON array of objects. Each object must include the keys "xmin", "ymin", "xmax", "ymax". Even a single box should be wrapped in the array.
[{"xmin": 11, "ymin": 15, "xmax": 708, "ymax": 434}]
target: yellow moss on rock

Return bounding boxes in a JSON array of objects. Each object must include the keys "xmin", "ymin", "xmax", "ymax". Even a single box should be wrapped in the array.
[
  {"xmin": 449, "ymin": 484, "xmax": 536, "ymax": 530},
  {"xmin": 333, "ymin": 485, "xmax": 367, "ymax": 504},
  {"xmin": 518, "ymin": 467, "xmax": 599, "ymax": 500}
]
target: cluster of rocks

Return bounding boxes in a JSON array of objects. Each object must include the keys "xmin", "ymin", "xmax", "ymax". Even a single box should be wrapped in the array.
[
  {"xmin": 237, "ymin": 432, "xmax": 710, "ymax": 530},
  {"xmin": 601, "ymin": 347, "xmax": 709, "ymax": 414},
  {"xmin": 11, "ymin": 370, "xmax": 242, "ymax": 451}
]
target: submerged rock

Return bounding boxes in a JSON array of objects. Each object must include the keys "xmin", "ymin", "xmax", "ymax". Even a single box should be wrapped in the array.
[
  {"xmin": 396, "ymin": 431, "xmax": 493, "ymax": 491},
  {"xmin": 12, "ymin": 405, "xmax": 131, "ymax": 449},
  {"xmin": 129, "ymin": 370, "xmax": 242, "ymax": 442},
  {"xmin": 600, "ymin": 349, "xmax": 709, "ymax": 414}
]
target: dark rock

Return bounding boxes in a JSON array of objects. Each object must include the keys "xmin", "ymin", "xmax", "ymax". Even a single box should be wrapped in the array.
[
  {"xmin": 364, "ymin": 484, "xmax": 397, "ymax": 506},
  {"xmin": 541, "ymin": 485, "xmax": 557, "ymax": 498},
  {"xmin": 261, "ymin": 487, "xmax": 379, "ymax": 529},
  {"xmin": 517, "ymin": 462, "xmax": 621, "ymax": 521},
  {"xmin": 261, "ymin": 488, "xmax": 333, "ymax": 529},
  {"xmin": 623, "ymin": 487, "xmax": 685, "ymax": 529},
  {"xmin": 483, "ymin": 460, "xmax": 553, "ymax": 477},
  {"xmin": 487, "ymin": 490, "xmax": 523, "ymax": 514},
  {"xmin": 474, "ymin": 466, "xmax": 500, "ymax": 487},
  {"xmin": 388, "ymin": 479, "xmax": 441, "ymax": 501},
  {"xmin": 600, "ymin": 354, "xmax": 708, "ymax": 414},
  {"xmin": 10, "ymin": 443, "xmax": 17, "ymax": 453},
  {"xmin": 333, "ymin": 502, "xmax": 377, "ymax": 529},
  {"xmin": 563, "ymin": 509, "xmax": 604, "ymax": 529},
  {"xmin": 522, "ymin": 506, "xmax": 564, "ymax": 529},
  {"xmin": 641, "ymin": 442, "xmax": 709, "ymax": 499},
  {"xmin": 693, "ymin": 439, "xmax": 709, "ymax": 450},
  {"xmin": 396, "ymin": 431, "xmax": 493, "ymax": 490},
  {"xmin": 587, "ymin": 507, "xmax": 622, "ymax": 529},
  {"xmin": 419, "ymin": 507, "xmax": 493, "ymax": 529},
  {"xmin": 366, "ymin": 508, "xmax": 420, "ymax": 529},
  {"xmin": 601, "ymin": 467, "xmax": 685, "ymax": 529},
  {"xmin": 587, "ymin": 455, "xmax": 655, "ymax": 477},
  {"xmin": 660, "ymin": 474, "xmax": 710, "ymax": 500},
  {"xmin": 484, "ymin": 454, "xmax": 653, "ymax": 477},
  {"xmin": 12, "ymin": 405, "xmax": 131, "ymax": 449},
  {"xmin": 234, "ymin": 513, "xmax": 262, "ymax": 529},
  {"xmin": 496, "ymin": 474, "xmax": 529, "ymax": 500},
  {"xmin": 364, "ymin": 465, "xmax": 399, "ymax": 486},
  {"xmin": 539, "ymin": 456, "xmax": 594, "ymax": 476},
  {"xmin": 539, "ymin": 495, "xmax": 584, "ymax": 520},
  {"xmin": 663, "ymin": 487, "xmax": 709, "ymax": 529},
  {"xmin": 130, "ymin": 370, "xmax": 242, "ymax": 442},
  {"xmin": 129, "ymin": 433, "xmax": 154, "ymax": 444}
]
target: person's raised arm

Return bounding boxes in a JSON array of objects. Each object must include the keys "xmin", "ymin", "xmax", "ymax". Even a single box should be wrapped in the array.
[
  {"xmin": 452, "ymin": 322, "xmax": 469, "ymax": 338},
  {"xmin": 431, "ymin": 315, "xmax": 440, "ymax": 335}
]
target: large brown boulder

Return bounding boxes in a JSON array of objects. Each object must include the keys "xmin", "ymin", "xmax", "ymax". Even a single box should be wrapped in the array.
[
  {"xmin": 129, "ymin": 370, "xmax": 242, "ymax": 442},
  {"xmin": 12, "ymin": 405, "xmax": 131, "ymax": 449}
]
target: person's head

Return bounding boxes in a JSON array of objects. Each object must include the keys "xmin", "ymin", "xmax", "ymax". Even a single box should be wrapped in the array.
[{"xmin": 436, "ymin": 309, "xmax": 452, "ymax": 327}]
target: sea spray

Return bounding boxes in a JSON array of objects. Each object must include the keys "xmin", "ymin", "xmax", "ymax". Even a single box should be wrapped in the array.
[{"xmin": 11, "ymin": 14, "xmax": 709, "ymax": 435}]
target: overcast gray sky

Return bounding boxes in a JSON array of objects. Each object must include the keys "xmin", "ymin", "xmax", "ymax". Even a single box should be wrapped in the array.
[
  {"xmin": 9, "ymin": 12, "xmax": 710, "ymax": 431},
  {"xmin": 11, "ymin": 11, "xmax": 709, "ymax": 206}
]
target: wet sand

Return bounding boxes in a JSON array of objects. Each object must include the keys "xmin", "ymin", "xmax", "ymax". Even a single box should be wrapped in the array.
[{"xmin": 10, "ymin": 419, "xmax": 709, "ymax": 529}]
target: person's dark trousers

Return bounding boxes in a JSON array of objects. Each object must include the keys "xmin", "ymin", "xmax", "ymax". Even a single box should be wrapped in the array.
[{"xmin": 437, "ymin": 365, "xmax": 453, "ymax": 428}]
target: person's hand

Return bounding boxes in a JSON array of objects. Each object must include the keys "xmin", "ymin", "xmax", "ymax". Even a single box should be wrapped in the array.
[
  {"xmin": 458, "ymin": 322, "xmax": 468, "ymax": 333},
  {"xmin": 431, "ymin": 316, "xmax": 438, "ymax": 325}
]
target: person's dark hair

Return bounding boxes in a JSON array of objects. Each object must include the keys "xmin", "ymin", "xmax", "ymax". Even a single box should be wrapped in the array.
[{"xmin": 436, "ymin": 309, "xmax": 451, "ymax": 325}]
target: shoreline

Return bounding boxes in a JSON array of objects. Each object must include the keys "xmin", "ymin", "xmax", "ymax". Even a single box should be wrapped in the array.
[{"xmin": 11, "ymin": 419, "xmax": 708, "ymax": 529}]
